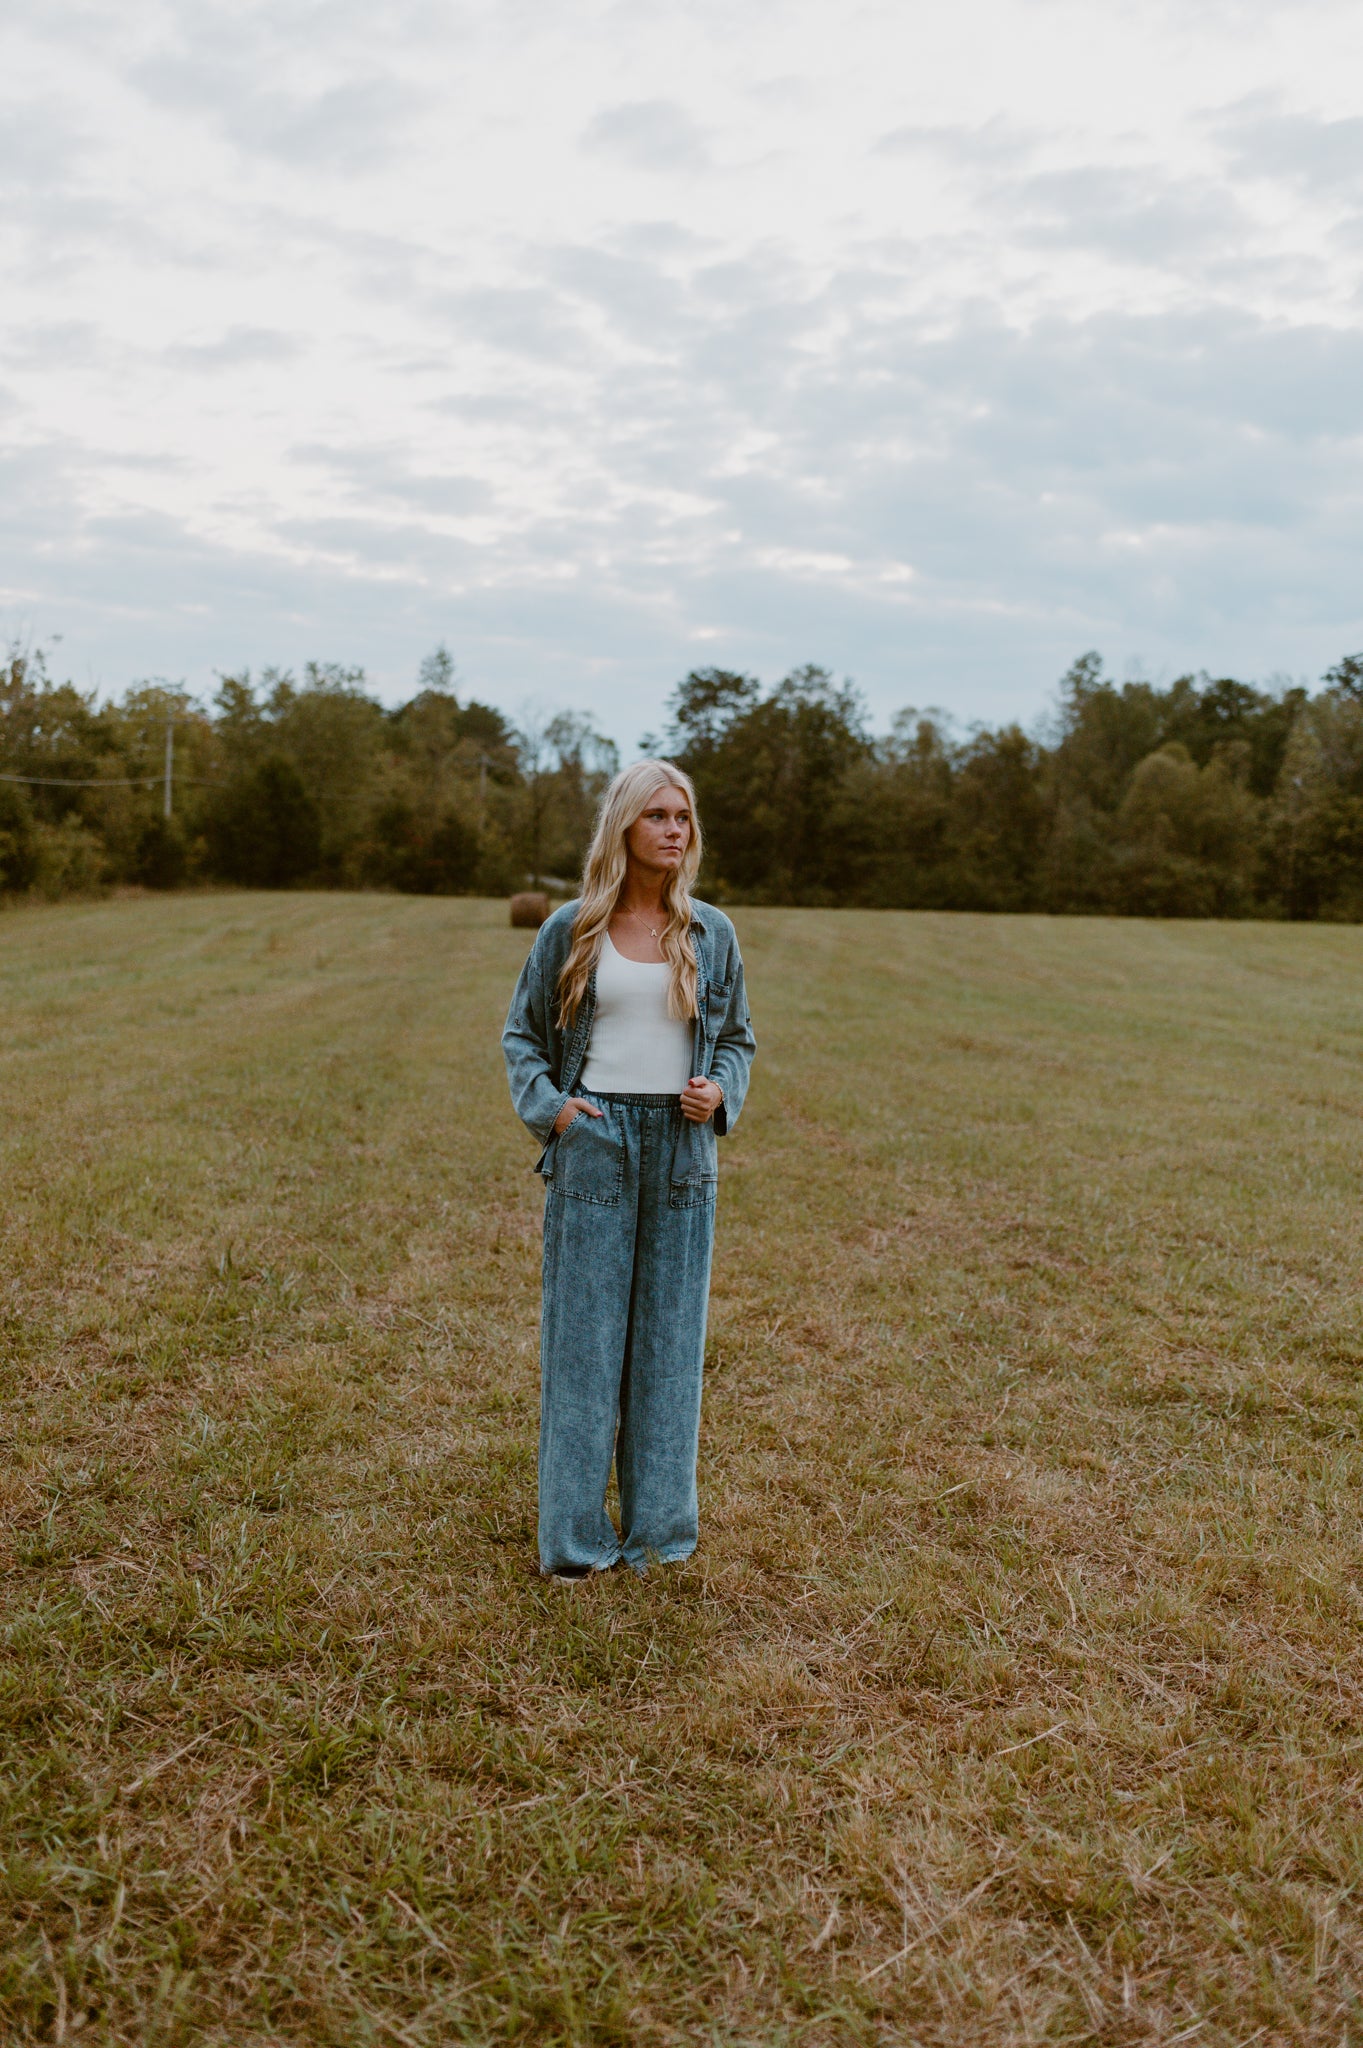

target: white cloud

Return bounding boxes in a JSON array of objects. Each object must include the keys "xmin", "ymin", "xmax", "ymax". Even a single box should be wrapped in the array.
[
  {"xmin": 1216, "ymin": 99, "xmax": 1363, "ymax": 200},
  {"xmin": 584, "ymin": 100, "xmax": 712, "ymax": 173},
  {"xmin": 2, "ymin": 0, "xmax": 1363, "ymax": 743}
]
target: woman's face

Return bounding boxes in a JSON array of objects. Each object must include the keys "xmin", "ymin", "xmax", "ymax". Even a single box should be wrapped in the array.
[{"xmin": 625, "ymin": 785, "xmax": 692, "ymax": 878}]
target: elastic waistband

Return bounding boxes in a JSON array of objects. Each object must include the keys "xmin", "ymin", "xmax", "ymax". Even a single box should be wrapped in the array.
[{"xmin": 582, "ymin": 1091, "xmax": 681, "ymax": 1109}]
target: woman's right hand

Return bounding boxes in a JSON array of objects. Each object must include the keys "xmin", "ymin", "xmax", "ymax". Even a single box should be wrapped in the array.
[{"xmin": 553, "ymin": 1096, "xmax": 604, "ymax": 1135}]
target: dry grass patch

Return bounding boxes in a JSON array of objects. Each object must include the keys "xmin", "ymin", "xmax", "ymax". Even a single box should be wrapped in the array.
[{"xmin": 2, "ymin": 895, "xmax": 1362, "ymax": 2043}]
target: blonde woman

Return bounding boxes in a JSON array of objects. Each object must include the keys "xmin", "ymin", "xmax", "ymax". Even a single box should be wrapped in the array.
[{"xmin": 502, "ymin": 760, "xmax": 757, "ymax": 1580}]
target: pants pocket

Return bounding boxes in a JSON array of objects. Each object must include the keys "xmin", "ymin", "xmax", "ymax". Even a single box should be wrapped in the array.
[
  {"xmin": 669, "ymin": 1120, "xmax": 718, "ymax": 1209},
  {"xmin": 552, "ymin": 1111, "xmax": 625, "ymax": 1205}
]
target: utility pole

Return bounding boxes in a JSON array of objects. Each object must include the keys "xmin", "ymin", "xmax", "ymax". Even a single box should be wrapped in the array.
[{"xmin": 163, "ymin": 712, "xmax": 174, "ymax": 820}]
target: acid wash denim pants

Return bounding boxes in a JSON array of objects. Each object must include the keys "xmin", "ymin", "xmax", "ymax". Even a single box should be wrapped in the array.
[{"xmin": 539, "ymin": 1091, "xmax": 715, "ymax": 1576}]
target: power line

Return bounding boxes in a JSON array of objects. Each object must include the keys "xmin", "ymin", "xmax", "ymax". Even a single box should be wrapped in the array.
[
  {"xmin": 0, "ymin": 770, "xmax": 164, "ymax": 788},
  {"xmin": 0, "ymin": 770, "xmax": 228, "ymax": 789}
]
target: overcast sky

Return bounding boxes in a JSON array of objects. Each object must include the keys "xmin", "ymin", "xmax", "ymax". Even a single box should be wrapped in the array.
[{"xmin": 4, "ymin": 0, "xmax": 1363, "ymax": 744}]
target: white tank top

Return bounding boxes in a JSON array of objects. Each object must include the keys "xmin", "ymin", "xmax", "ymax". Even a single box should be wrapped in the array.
[{"xmin": 578, "ymin": 934, "xmax": 694, "ymax": 1094}]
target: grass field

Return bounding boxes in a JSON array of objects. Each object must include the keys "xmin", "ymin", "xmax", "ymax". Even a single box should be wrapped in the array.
[{"xmin": 3, "ymin": 893, "xmax": 1363, "ymax": 2046}]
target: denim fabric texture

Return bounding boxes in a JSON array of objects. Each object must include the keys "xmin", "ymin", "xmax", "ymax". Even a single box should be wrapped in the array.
[
  {"xmin": 501, "ymin": 898, "xmax": 757, "ymax": 1164},
  {"xmin": 501, "ymin": 899, "xmax": 757, "ymax": 1575},
  {"xmin": 539, "ymin": 1093, "xmax": 714, "ymax": 1573}
]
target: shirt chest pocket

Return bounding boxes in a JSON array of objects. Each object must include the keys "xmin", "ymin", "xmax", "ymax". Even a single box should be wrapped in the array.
[{"xmin": 704, "ymin": 980, "xmax": 731, "ymax": 1039}]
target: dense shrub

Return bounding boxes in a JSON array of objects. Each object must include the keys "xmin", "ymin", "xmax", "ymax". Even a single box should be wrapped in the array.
[
  {"xmin": 134, "ymin": 814, "xmax": 188, "ymax": 890},
  {"xmin": 362, "ymin": 800, "xmax": 480, "ymax": 894},
  {"xmin": 0, "ymin": 783, "xmax": 37, "ymax": 891},
  {"xmin": 33, "ymin": 818, "xmax": 107, "ymax": 900},
  {"xmin": 205, "ymin": 758, "xmax": 321, "ymax": 888}
]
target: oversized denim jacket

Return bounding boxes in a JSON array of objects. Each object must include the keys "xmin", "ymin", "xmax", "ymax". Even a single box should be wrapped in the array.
[{"xmin": 502, "ymin": 897, "xmax": 757, "ymax": 1191}]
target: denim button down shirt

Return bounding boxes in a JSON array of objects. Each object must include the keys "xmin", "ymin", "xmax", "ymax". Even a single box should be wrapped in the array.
[{"xmin": 502, "ymin": 898, "xmax": 757, "ymax": 1185}]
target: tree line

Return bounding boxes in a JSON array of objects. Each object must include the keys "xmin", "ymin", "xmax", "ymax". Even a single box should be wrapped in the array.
[
  {"xmin": 3, "ymin": 641, "xmax": 1363, "ymax": 919},
  {"xmin": 660, "ymin": 653, "xmax": 1363, "ymax": 920},
  {"xmin": 0, "ymin": 646, "xmax": 616, "ymax": 903}
]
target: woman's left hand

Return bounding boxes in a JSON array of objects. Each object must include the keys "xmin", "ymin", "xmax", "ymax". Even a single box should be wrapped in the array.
[{"xmin": 680, "ymin": 1076, "xmax": 723, "ymax": 1123}]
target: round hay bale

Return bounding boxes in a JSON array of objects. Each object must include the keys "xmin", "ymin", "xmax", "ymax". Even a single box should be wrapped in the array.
[{"xmin": 510, "ymin": 890, "xmax": 550, "ymax": 929}]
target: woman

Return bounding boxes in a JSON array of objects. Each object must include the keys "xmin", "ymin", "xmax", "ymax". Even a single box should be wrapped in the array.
[{"xmin": 502, "ymin": 760, "xmax": 756, "ymax": 1580}]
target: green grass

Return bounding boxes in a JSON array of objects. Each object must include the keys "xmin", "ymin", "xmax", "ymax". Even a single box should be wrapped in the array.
[{"xmin": 3, "ymin": 892, "xmax": 1363, "ymax": 2045}]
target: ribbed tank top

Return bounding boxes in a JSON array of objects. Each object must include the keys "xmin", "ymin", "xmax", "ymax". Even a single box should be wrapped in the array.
[{"xmin": 578, "ymin": 934, "xmax": 693, "ymax": 1094}]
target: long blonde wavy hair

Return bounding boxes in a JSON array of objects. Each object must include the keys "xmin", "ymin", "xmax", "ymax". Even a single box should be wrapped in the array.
[{"xmin": 557, "ymin": 759, "xmax": 702, "ymax": 1029}]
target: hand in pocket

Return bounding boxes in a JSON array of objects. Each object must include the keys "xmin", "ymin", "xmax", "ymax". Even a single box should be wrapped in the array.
[{"xmin": 553, "ymin": 1096, "xmax": 604, "ymax": 1135}]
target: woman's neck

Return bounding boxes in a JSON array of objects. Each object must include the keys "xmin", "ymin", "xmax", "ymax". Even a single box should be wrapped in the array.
[{"xmin": 616, "ymin": 870, "xmax": 668, "ymax": 921}]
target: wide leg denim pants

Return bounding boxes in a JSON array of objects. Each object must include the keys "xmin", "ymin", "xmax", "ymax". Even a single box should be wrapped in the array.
[{"xmin": 539, "ymin": 1092, "xmax": 716, "ymax": 1576}]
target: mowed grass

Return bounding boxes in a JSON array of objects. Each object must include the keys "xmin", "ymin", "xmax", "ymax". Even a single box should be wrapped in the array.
[{"xmin": 2, "ymin": 895, "xmax": 1363, "ymax": 2048}]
